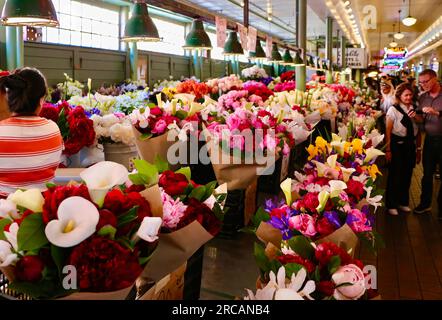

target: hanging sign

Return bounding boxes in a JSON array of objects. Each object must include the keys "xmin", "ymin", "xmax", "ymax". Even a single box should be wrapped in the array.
[
  {"xmin": 215, "ymin": 16, "xmax": 227, "ymax": 48},
  {"xmin": 345, "ymin": 48, "xmax": 367, "ymax": 69},
  {"xmin": 247, "ymin": 26, "xmax": 257, "ymax": 52},
  {"xmin": 237, "ymin": 23, "xmax": 248, "ymax": 51},
  {"xmin": 266, "ymin": 36, "xmax": 273, "ymax": 59}
]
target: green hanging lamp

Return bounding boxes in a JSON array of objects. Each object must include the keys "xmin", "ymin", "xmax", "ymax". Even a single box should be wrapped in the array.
[
  {"xmin": 269, "ymin": 43, "xmax": 282, "ymax": 62},
  {"xmin": 281, "ymin": 49, "xmax": 294, "ymax": 65},
  {"xmin": 1, "ymin": 0, "xmax": 59, "ymax": 27},
  {"xmin": 293, "ymin": 50, "xmax": 305, "ymax": 66},
  {"xmin": 183, "ymin": 18, "xmax": 212, "ymax": 50},
  {"xmin": 122, "ymin": 1, "xmax": 160, "ymax": 42},
  {"xmin": 223, "ymin": 31, "xmax": 243, "ymax": 56},
  {"xmin": 249, "ymin": 40, "xmax": 266, "ymax": 61}
]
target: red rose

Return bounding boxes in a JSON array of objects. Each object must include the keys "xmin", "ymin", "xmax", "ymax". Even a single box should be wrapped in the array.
[
  {"xmin": 316, "ymin": 216, "xmax": 337, "ymax": 237},
  {"xmin": 314, "ymin": 177, "xmax": 330, "ymax": 187},
  {"xmin": 298, "ymin": 192, "xmax": 319, "ymax": 213},
  {"xmin": 68, "ymin": 236, "xmax": 142, "ymax": 291},
  {"xmin": 125, "ymin": 184, "xmax": 146, "ymax": 193},
  {"xmin": 102, "ymin": 189, "xmax": 127, "ymax": 215},
  {"xmin": 96, "ymin": 209, "xmax": 118, "ymax": 231},
  {"xmin": 159, "ymin": 170, "xmax": 189, "ymax": 196},
  {"xmin": 68, "ymin": 106, "xmax": 87, "ymax": 123},
  {"xmin": 315, "ymin": 242, "xmax": 353, "ymax": 267},
  {"xmin": 347, "ymin": 179, "xmax": 365, "ymax": 201},
  {"xmin": 150, "ymin": 106, "xmax": 163, "ymax": 116},
  {"xmin": 39, "ymin": 104, "xmax": 59, "ymax": 123},
  {"xmin": 277, "ymin": 254, "xmax": 315, "ymax": 273},
  {"xmin": 125, "ymin": 192, "xmax": 152, "ymax": 220},
  {"xmin": 177, "ymin": 198, "xmax": 221, "ymax": 236},
  {"xmin": 14, "ymin": 255, "xmax": 45, "ymax": 283},
  {"xmin": 317, "ymin": 281, "xmax": 335, "ymax": 296}
]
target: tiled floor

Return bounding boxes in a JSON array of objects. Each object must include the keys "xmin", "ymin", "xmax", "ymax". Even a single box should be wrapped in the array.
[{"xmin": 200, "ymin": 162, "xmax": 442, "ymax": 300}]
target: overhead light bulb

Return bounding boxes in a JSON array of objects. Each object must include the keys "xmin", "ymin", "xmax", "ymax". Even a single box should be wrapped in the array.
[{"xmin": 402, "ymin": 15, "xmax": 417, "ymax": 26}]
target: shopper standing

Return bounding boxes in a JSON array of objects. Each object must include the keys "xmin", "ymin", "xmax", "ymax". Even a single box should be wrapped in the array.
[
  {"xmin": 414, "ymin": 69, "xmax": 442, "ymax": 218},
  {"xmin": 385, "ymin": 83, "xmax": 422, "ymax": 215}
]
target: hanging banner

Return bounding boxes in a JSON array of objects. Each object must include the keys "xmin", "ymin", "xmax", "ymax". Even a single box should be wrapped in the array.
[
  {"xmin": 345, "ymin": 48, "xmax": 368, "ymax": 69},
  {"xmin": 237, "ymin": 23, "xmax": 248, "ymax": 51},
  {"xmin": 216, "ymin": 16, "xmax": 227, "ymax": 48},
  {"xmin": 266, "ymin": 36, "xmax": 273, "ymax": 59},
  {"xmin": 247, "ymin": 26, "xmax": 258, "ymax": 52}
]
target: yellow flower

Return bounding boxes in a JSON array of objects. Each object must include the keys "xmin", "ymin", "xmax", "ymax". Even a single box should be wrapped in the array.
[
  {"xmin": 351, "ymin": 139, "xmax": 363, "ymax": 154},
  {"xmin": 343, "ymin": 141, "xmax": 352, "ymax": 154},
  {"xmin": 307, "ymin": 144, "xmax": 318, "ymax": 160},
  {"xmin": 365, "ymin": 164, "xmax": 382, "ymax": 180},
  {"xmin": 315, "ymin": 136, "xmax": 329, "ymax": 153}
]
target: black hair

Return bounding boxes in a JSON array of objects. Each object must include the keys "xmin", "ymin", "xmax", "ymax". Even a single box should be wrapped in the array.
[{"xmin": 0, "ymin": 67, "xmax": 47, "ymax": 114}]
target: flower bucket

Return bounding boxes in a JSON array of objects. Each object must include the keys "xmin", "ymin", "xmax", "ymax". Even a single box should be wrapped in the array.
[
  {"xmin": 103, "ymin": 142, "xmax": 138, "ymax": 171},
  {"xmin": 60, "ymin": 152, "xmax": 81, "ymax": 168}
]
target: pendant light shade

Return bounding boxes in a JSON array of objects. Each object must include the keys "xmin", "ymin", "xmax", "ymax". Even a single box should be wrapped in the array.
[
  {"xmin": 389, "ymin": 41, "xmax": 398, "ymax": 47},
  {"xmin": 1, "ymin": 0, "xmax": 59, "ymax": 27},
  {"xmin": 183, "ymin": 18, "xmax": 212, "ymax": 50},
  {"xmin": 223, "ymin": 31, "xmax": 243, "ymax": 56},
  {"xmin": 402, "ymin": 0, "xmax": 417, "ymax": 26},
  {"xmin": 248, "ymin": 40, "xmax": 266, "ymax": 61},
  {"xmin": 293, "ymin": 50, "xmax": 304, "ymax": 66},
  {"xmin": 269, "ymin": 43, "xmax": 282, "ymax": 62},
  {"xmin": 122, "ymin": 2, "xmax": 160, "ymax": 42},
  {"xmin": 281, "ymin": 49, "xmax": 294, "ymax": 65},
  {"xmin": 394, "ymin": 10, "xmax": 405, "ymax": 40}
]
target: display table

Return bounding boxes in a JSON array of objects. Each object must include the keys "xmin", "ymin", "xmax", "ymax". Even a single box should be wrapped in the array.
[{"xmin": 54, "ymin": 168, "xmax": 84, "ymax": 185}]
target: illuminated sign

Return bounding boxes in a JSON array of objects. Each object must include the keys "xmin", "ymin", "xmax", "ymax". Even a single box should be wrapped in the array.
[{"xmin": 381, "ymin": 47, "xmax": 407, "ymax": 72}]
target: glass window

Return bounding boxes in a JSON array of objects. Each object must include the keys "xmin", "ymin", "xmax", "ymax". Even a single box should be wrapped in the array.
[
  {"xmin": 31, "ymin": 0, "xmax": 120, "ymax": 51},
  {"xmin": 208, "ymin": 32, "xmax": 225, "ymax": 61}
]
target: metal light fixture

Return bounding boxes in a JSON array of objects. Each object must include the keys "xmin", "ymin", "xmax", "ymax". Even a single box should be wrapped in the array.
[
  {"xmin": 394, "ymin": 10, "xmax": 405, "ymax": 40},
  {"xmin": 1, "ymin": 0, "xmax": 59, "ymax": 27},
  {"xmin": 122, "ymin": 1, "xmax": 160, "ymax": 42},
  {"xmin": 223, "ymin": 31, "xmax": 243, "ymax": 56},
  {"xmin": 249, "ymin": 40, "xmax": 267, "ymax": 61},
  {"xmin": 293, "ymin": 50, "xmax": 304, "ymax": 66},
  {"xmin": 389, "ymin": 25, "xmax": 398, "ymax": 47},
  {"xmin": 183, "ymin": 18, "xmax": 212, "ymax": 50},
  {"xmin": 402, "ymin": 0, "xmax": 417, "ymax": 26},
  {"xmin": 281, "ymin": 49, "xmax": 294, "ymax": 65},
  {"xmin": 269, "ymin": 43, "xmax": 283, "ymax": 62}
]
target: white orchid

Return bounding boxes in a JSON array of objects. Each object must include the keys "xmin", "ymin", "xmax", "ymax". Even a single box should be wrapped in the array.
[
  {"xmin": 136, "ymin": 217, "xmax": 162, "ymax": 243},
  {"xmin": 45, "ymin": 197, "xmax": 99, "ymax": 248},
  {"xmin": 7, "ymin": 189, "xmax": 44, "ymax": 213},
  {"xmin": 80, "ymin": 161, "xmax": 128, "ymax": 207},
  {"xmin": 245, "ymin": 266, "xmax": 315, "ymax": 300},
  {"xmin": 364, "ymin": 186, "xmax": 383, "ymax": 213},
  {"xmin": 0, "ymin": 199, "xmax": 19, "ymax": 219},
  {"xmin": 0, "ymin": 240, "xmax": 18, "ymax": 267}
]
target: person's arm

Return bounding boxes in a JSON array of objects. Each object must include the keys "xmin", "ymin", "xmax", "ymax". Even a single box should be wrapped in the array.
[{"xmin": 385, "ymin": 115, "xmax": 393, "ymax": 162}]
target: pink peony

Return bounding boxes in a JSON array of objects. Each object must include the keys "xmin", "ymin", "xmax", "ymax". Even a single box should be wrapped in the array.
[
  {"xmin": 347, "ymin": 209, "xmax": 372, "ymax": 232},
  {"xmin": 160, "ymin": 188, "xmax": 188, "ymax": 229},
  {"xmin": 152, "ymin": 119, "xmax": 168, "ymax": 134},
  {"xmin": 332, "ymin": 264, "xmax": 366, "ymax": 300},
  {"xmin": 289, "ymin": 214, "xmax": 317, "ymax": 237}
]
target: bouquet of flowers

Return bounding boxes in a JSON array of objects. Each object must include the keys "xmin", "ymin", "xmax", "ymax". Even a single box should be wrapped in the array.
[
  {"xmin": 0, "ymin": 161, "xmax": 161, "ymax": 299},
  {"xmin": 68, "ymin": 93, "xmax": 117, "ymax": 115},
  {"xmin": 206, "ymin": 75, "xmax": 243, "ymax": 96},
  {"xmin": 90, "ymin": 113, "xmax": 135, "ymax": 146},
  {"xmin": 53, "ymin": 73, "xmax": 84, "ymax": 102},
  {"xmin": 176, "ymin": 79, "xmax": 211, "ymax": 101},
  {"xmin": 217, "ymin": 90, "xmax": 266, "ymax": 112},
  {"xmin": 280, "ymin": 70, "xmax": 296, "ymax": 83},
  {"xmin": 274, "ymin": 81, "xmax": 296, "ymax": 93},
  {"xmin": 39, "ymin": 102, "xmax": 96, "ymax": 156},
  {"xmin": 243, "ymin": 81, "xmax": 274, "ymax": 102},
  {"xmin": 241, "ymin": 66, "xmax": 268, "ymax": 81}
]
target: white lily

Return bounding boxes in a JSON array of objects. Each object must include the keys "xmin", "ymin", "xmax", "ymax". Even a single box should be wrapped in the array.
[
  {"xmin": 188, "ymin": 102, "xmax": 204, "ymax": 117},
  {"xmin": 364, "ymin": 186, "xmax": 383, "ymax": 213},
  {"xmin": 0, "ymin": 240, "xmax": 18, "ymax": 267},
  {"xmin": 366, "ymin": 131, "xmax": 384, "ymax": 148},
  {"xmin": 7, "ymin": 189, "xmax": 44, "ymax": 213},
  {"xmin": 329, "ymin": 180, "xmax": 347, "ymax": 198},
  {"xmin": 156, "ymin": 93, "xmax": 164, "ymax": 108},
  {"xmin": 316, "ymin": 190, "xmax": 330, "ymax": 213},
  {"xmin": 341, "ymin": 168, "xmax": 356, "ymax": 182},
  {"xmin": 0, "ymin": 199, "xmax": 19, "ymax": 219},
  {"xmin": 327, "ymin": 154, "xmax": 338, "ymax": 169},
  {"xmin": 338, "ymin": 125, "xmax": 348, "ymax": 140},
  {"xmin": 312, "ymin": 160, "xmax": 327, "ymax": 177},
  {"xmin": 45, "ymin": 197, "xmax": 100, "ymax": 248},
  {"xmin": 280, "ymin": 178, "xmax": 292, "ymax": 205},
  {"xmin": 364, "ymin": 147, "xmax": 385, "ymax": 164},
  {"xmin": 136, "ymin": 217, "xmax": 162, "ymax": 243},
  {"xmin": 80, "ymin": 161, "xmax": 128, "ymax": 207},
  {"xmin": 4, "ymin": 222, "xmax": 19, "ymax": 252},
  {"xmin": 352, "ymin": 173, "xmax": 369, "ymax": 183},
  {"xmin": 331, "ymin": 133, "xmax": 342, "ymax": 142},
  {"xmin": 330, "ymin": 140, "xmax": 346, "ymax": 156}
]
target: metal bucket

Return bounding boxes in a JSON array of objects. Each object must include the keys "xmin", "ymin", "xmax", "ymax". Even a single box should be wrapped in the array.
[{"xmin": 103, "ymin": 143, "xmax": 139, "ymax": 171}]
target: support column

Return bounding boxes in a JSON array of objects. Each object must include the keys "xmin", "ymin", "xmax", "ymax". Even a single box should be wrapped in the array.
[
  {"xmin": 129, "ymin": 42, "xmax": 138, "ymax": 81},
  {"xmin": 16, "ymin": 27, "xmax": 24, "ymax": 68},
  {"xmin": 6, "ymin": 27, "xmax": 17, "ymax": 70},
  {"xmin": 355, "ymin": 69, "xmax": 361, "ymax": 87},
  {"xmin": 193, "ymin": 50, "xmax": 202, "ymax": 80},
  {"xmin": 296, "ymin": 0, "xmax": 307, "ymax": 92},
  {"xmin": 326, "ymin": 16, "xmax": 333, "ymax": 84},
  {"xmin": 340, "ymin": 36, "xmax": 346, "ymax": 84}
]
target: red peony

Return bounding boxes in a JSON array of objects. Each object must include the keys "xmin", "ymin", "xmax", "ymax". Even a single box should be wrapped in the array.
[
  {"xmin": 42, "ymin": 184, "xmax": 92, "ymax": 224},
  {"xmin": 159, "ymin": 170, "xmax": 189, "ymax": 197},
  {"xmin": 316, "ymin": 216, "xmax": 337, "ymax": 237},
  {"xmin": 315, "ymin": 242, "xmax": 353, "ymax": 267},
  {"xmin": 125, "ymin": 184, "xmax": 146, "ymax": 193},
  {"xmin": 14, "ymin": 255, "xmax": 45, "ymax": 283},
  {"xmin": 68, "ymin": 236, "xmax": 142, "ymax": 292},
  {"xmin": 102, "ymin": 189, "xmax": 127, "ymax": 215},
  {"xmin": 177, "ymin": 198, "xmax": 221, "ymax": 236},
  {"xmin": 297, "ymin": 192, "xmax": 319, "ymax": 213},
  {"xmin": 347, "ymin": 179, "xmax": 365, "ymax": 201},
  {"xmin": 317, "ymin": 281, "xmax": 335, "ymax": 296},
  {"xmin": 39, "ymin": 103, "xmax": 60, "ymax": 123},
  {"xmin": 96, "ymin": 209, "xmax": 118, "ymax": 231},
  {"xmin": 277, "ymin": 254, "xmax": 315, "ymax": 273},
  {"xmin": 280, "ymin": 70, "xmax": 296, "ymax": 83}
]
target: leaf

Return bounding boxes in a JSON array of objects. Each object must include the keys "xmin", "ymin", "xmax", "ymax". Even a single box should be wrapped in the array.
[
  {"xmin": 139, "ymin": 255, "xmax": 152, "ymax": 266},
  {"xmin": 328, "ymin": 255, "xmax": 341, "ymax": 274},
  {"xmin": 252, "ymin": 207, "xmax": 271, "ymax": 228},
  {"xmin": 17, "ymin": 214, "xmax": 48, "ymax": 251},
  {"xmin": 117, "ymin": 206, "xmax": 139, "ymax": 228},
  {"xmin": 0, "ymin": 218, "xmax": 12, "ymax": 241},
  {"xmin": 118, "ymin": 236, "xmax": 135, "ymax": 251},
  {"xmin": 133, "ymin": 159, "xmax": 158, "ymax": 185},
  {"xmin": 128, "ymin": 173, "xmax": 147, "ymax": 186},
  {"xmin": 286, "ymin": 236, "xmax": 315, "ymax": 260},
  {"xmin": 254, "ymin": 242, "xmax": 271, "ymax": 274},
  {"xmin": 313, "ymin": 266, "xmax": 321, "ymax": 282},
  {"xmin": 175, "ymin": 110, "xmax": 189, "ymax": 120},
  {"xmin": 154, "ymin": 155, "xmax": 169, "ymax": 173},
  {"xmin": 51, "ymin": 245, "xmax": 70, "ymax": 277},
  {"xmin": 97, "ymin": 225, "xmax": 117, "ymax": 240},
  {"xmin": 203, "ymin": 181, "xmax": 218, "ymax": 201},
  {"xmin": 284, "ymin": 263, "xmax": 305, "ymax": 278},
  {"xmin": 139, "ymin": 133, "xmax": 153, "ymax": 141},
  {"xmin": 188, "ymin": 186, "xmax": 206, "ymax": 202},
  {"xmin": 45, "ymin": 182, "xmax": 57, "ymax": 189},
  {"xmin": 175, "ymin": 167, "xmax": 191, "ymax": 181}
]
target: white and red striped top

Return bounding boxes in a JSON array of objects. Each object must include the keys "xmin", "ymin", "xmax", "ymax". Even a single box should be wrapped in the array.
[{"xmin": 0, "ymin": 116, "xmax": 63, "ymax": 195}]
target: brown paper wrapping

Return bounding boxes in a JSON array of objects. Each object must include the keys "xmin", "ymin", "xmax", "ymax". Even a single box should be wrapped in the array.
[
  {"xmin": 138, "ymin": 263, "xmax": 186, "ymax": 300},
  {"xmin": 0, "ymin": 266, "xmax": 15, "ymax": 282},
  {"xmin": 244, "ymin": 180, "xmax": 258, "ymax": 226},
  {"xmin": 140, "ymin": 184, "xmax": 164, "ymax": 217},
  {"xmin": 141, "ymin": 221, "xmax": 213, "ymax": 282}
]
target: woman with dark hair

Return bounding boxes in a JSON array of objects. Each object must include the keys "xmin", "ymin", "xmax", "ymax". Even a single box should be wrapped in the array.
[
  {"xmin": 385, "ymin": 83, "xmax": 422, "ymax": 215},
  {"xmin": 0, "ymin": 67, "xmax": 63, "ymax": 195}
]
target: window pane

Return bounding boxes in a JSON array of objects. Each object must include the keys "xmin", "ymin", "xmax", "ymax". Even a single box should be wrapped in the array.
[
  {"xmin": 81, "ymin": 32, "xmax": 92, "ymax": 47},
  {"xmin": 46, "ymin": 27, "xmax": 59, "ymax": 43},
  {"xmin": 71, "ymin": 31, "xmax": 81, "ymax": 46},
  {"xmin": 71, "ymin": 1, "xmax": 82, "ymax": 16},
  {"xmin": 59, "ymin": 29, "xmax": 71, "ymax": 45},
  {"xmin": 58, "ymin": 0, "xmax": 71, "ymax": 14},
  {"xmin": 71, "ymin": 16, "xmax": 81, "ymax": 31},
  {"xmin": 81, "ymin": 18, "xmax": 91, "ymax": 33},
  {"xmin": 59, "ymin": 13, "xmax": 71, "ymax": 30}
]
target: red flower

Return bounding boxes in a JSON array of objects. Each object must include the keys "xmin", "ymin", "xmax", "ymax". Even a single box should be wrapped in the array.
[
  {"xmin": 39, "ymin": 103, "xmax": 60, "ymax": 123},
  {"xmin": 96, "ymin": 209, "xmax": 118, "ymax": 231},
  {"xmin": 314, "ymin": 177, "xmax": 330, "ymax": 187},
  {"xmin": 68, "ymin": 236, "xmax": 143, "ymax": 292},
  {"xmin": 315, "ymin": 242, "xmax": 353, "ymax": 267},
  {"xmin": 297, "ymin": 192, "xmax": 319, "ymax": 213},
  {"xmin": 280, "ymin": 70, "xmax": 296, "ymax": 83},
  {"xmin": 150, "ymin": 106, "xmax": 163, "ymax": 117},
  {"xmin": 42, "ymin": 184, "xmax": 92, "ymax": 224},
  {"xmin": 0, "ymin": 71, "xmax": 10, "ymax": 77},
  {"xmin": 159, "ymin": 170, "xmax": 189, "ymax": 197},
  {"xmin": 317, "ymin": 281, "xmax": 335, "ymax": 296},
  {"xmin": 347, "ymin": 179, "xmax": 365, "ymax": 201},
  {"xmin": 316, "ymin": 216, "xmax": 337, "ymax": 237},
  {"xmin": 277, "ymin": 254, "xmax": 315, "ymax": 273},
  {"xmin": 14, "ymin": 256, "xmax": 45, "ymax": 283},
  {"xmin": 102, "ymin": 189, "xmax": 127, "ymax": 215},
  {"xmin": 125, "ymin": 184, "xmax": 146, "ymax": 193},
  {"xmin": 177, "ymin": 198, "xmax": 221, "ymax": 236}
]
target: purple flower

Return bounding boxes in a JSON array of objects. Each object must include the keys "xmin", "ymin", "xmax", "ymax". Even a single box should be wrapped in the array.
[
  {"xmin": 267, "ymin": 206, "xmax": 298, "ymax": 240},
  {"xmin": 324, "ymin": 211, "xmax": 342, "ymax": 229},
  {"xmin": 264, "ymin": 197, "xmax": 285, "ymax": 212},
  {"xmin": 85, "ymin": 108, "xmax": 101, "ymax": 118}
]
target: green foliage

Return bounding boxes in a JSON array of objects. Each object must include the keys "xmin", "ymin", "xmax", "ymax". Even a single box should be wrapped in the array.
[
  {"xmin": 97, "ymin": 225, "xmax": 117, "ymax": 240},
  {"xmin": 0, "ymin": 218, "xmax": 12, "ymax": 241},
  {"xmin": 287, "ymin": 236, "xmax": 315, "ymax": 260},
  {"xmin": 175, "ymin": 167, "xmax": 191, "ymax": 181},
  {"xmin": 327, "ymin": 255, "xmax": 341, "ymax": 274},
  {"xmin": 117, "ymin": 206, "xmax": 139, "ymax": 228},
  {"xmin": 17, "ymin": 214, "xmax": 48, "ymax": 252}
]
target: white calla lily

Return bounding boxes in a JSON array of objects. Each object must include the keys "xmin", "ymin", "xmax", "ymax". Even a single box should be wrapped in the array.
[
  {"xmin": 80, "ymin": 161, "xmax": 128, "ymax": 207},
  {"xmin": 330, "ymin": 140, "xmax": 346, "ymax": 156},
  {"xmin": 327, "ymin": 154, "xmax": 338, "ymax": 169},
  {"xmin": 45, "ymin": 197, "xmax": 99, "ymax": 248},
  {"xmin": 280, "ymin": 178, "xmax": 292, "ymax": 205},
  {"xmin": 316, "ymin": 190, "xmax": 330, "ymax": 213},
  {"xmin": 189, "ymin": 102, "xmax": 204, "ymax": 116},
  {"xmin": 7, "ymin": 189, "xmax": 44, "ymax": 213},
  {"xmin": 329, "ymin": 180, "xmax": 347, "ymax": 198},
  {"xmin": 0, "ymin": 199, "xmax": 19, "ymax": 219},
  {"xmin": 312, "ymin": 160, "xmax": 327, "ymax": 177},
  {"xmin": 0, "ymin": 240, "xmax": 18, "ymax": 267},
  {"xmin": 331, "ymin": 133, "xmax": 342, "ymax": 142},
  {"xmin": 364, "ymin": 147, "xmax": 385, "ymax": 164},
  {"xmin": 136, "ymin": 217, "xmax": 162, "ymax": 243},
  {"xmin": 174, "ymin": 93, "xmax": 195, "ymax": 104},
  {"xmin": 341, "ymin": 168, "xmax": 356, "ymax": 182}
]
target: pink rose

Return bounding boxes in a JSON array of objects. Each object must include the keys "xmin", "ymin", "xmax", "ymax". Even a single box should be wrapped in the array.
[
  {"xmin": 152, "ymin": 119, "xmax": 168, "ymax": 134},
  {"xmin": 347, "ymin": 209, "xmax": 372, "ymax": 233},
  {"xmin": 289, "ymin": 214, "xmax": 317, "ymax": 236},
  {"xmin": 332, "ymin": 264, "xmax": 366, "ymax": 300}
]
